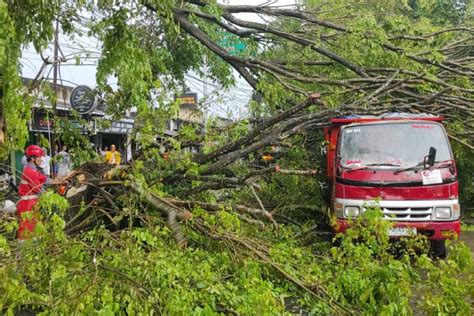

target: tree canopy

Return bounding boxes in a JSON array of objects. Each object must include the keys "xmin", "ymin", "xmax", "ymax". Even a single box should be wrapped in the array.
[{"xmin": 1, "ymin": 0, "xmax": 474, "ymax": 151}]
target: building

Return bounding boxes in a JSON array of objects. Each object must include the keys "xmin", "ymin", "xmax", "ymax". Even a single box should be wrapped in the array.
[
  {"xmin": 161, "ymin": 93, "xmax": 205, "ymax": 153},
  {"xmin": 7, "ymin": 79, "xmax": 135, "ymax": 182},
  {"xmin": 24, "ymin": 78, "xmax": 134, "ymax": 159}
]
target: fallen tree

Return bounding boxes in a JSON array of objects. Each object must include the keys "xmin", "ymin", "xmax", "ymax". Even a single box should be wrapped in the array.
[{"xmin": 1, "ymin": 179, "xmax": 472, "ymax": 314}]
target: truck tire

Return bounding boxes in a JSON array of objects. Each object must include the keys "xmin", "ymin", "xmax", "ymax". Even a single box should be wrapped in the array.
[{"xmin": 430, "ymin": 240, "xmax": 447, "ymax": 259}]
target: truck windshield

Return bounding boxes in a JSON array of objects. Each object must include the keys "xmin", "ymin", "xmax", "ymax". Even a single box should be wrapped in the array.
[{"xmin": 339, "ymin": 122, "xmax": 452, "ymax": 168}]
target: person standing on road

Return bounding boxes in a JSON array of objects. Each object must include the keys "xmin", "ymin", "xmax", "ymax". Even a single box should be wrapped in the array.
[
  {"xmin": 57, "ymin": 146, "xmax": 71, "ymax": 177},
  {"xmin": 105, "ymin": 144, "xmax": 121, "ymax": 165},
  {"xmin": 101, "ymin": 146, "xmax": 108, "ymax": 159},
  {"xmin": 16, "ymin": 145, "xmax": 47, "ymax": 240},
  {"xmin": 21, "ymin": 154, "xmax": 27, "ymax": 170},
  {"xmin": 52, "ymin": 144, "xmax": 59, "ymax": 178},
  {"xmin": 40, "ymin": 147, "xmax": 51, "ymax": 179},
  {"xmin": 17, "ymin": 145, "xmax": 67, "ymax": 239}
]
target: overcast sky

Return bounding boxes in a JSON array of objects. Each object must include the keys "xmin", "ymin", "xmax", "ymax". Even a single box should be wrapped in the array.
[{"xmin": 20, "ymin": 0, "xmax": 297, "ymax": 120}]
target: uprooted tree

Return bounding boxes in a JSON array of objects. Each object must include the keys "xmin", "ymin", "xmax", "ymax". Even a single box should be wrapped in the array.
[{"xmin": 1, "ymin": 0, "xmax": 474, "ymax": 314}]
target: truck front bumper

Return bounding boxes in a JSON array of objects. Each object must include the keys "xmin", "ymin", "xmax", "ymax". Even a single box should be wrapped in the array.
[{"xmin": 334, "ymin": 219, "xmax": 461, "ymax": 240}]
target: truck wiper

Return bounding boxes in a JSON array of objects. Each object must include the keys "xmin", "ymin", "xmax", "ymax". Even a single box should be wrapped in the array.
[
  {"xmin": 395, "ymin": 159, "xmax": 454, "ymax": 175},
  {"xmin": 431, "ymin": 159, "xmax": 454, "ymax": 170},
  {"xmin": 365, "ymin": 163, "xmax": 401, "ymax": 167},
  {"xmin": 394, "ymin": 162, "xmax": 424, "ymax": 174},
  {"xmin": 346, "ymin": 163, "xmax": 400, "ymax": 173},
  {"xmin": 345, "ymin": 166, "xmax": 369, "ymax": 173}
]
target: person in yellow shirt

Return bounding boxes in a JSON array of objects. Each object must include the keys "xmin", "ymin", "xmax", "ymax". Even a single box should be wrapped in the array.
[{"xmin": 105, "ymin": 144, "xmax": 121, "ymax": 165}]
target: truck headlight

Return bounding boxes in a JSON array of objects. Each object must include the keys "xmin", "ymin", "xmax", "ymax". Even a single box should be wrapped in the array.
[
  {"xmin": 434, "ymin": 207, "xmax": 452, "ymax": 219},
  {"xmin": 344, "ymin": 206, "xmax": 360, "ymax": 218}
]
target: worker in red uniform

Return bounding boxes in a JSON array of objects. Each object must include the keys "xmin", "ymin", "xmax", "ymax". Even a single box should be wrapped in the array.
[{"xmin": 17, "ymin": 145, "xmax": 48, "ymax": 240}]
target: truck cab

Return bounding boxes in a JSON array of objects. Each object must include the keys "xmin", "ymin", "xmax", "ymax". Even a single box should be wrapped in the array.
[{"xmin": 324, "ymin": 113, "xmax": 461, "ymax": 256}]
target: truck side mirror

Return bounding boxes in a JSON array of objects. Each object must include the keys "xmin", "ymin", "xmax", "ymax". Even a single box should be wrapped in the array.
[{"xmin": 425, "ymin": 146, "xmax": 436, "ymax": 167}]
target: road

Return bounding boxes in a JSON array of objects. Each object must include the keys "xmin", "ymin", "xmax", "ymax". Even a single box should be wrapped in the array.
[{"xmin": 460, "ymin": 230, "xmax": 474, "ymax": 254}]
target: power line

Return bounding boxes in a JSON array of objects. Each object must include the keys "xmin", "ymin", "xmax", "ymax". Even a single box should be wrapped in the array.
[
  {"xmin": 185, "ymin": 74, "xmax": 220, "ymax": 88},
  {"xmin": 43, "ymin": 77, "xmax": 80, "ymax": 87}
]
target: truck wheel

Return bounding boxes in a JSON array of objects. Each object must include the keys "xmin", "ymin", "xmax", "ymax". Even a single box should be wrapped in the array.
[{"xmin": 430, "ymin": 240, "xmax": 447, "ymax": 259}]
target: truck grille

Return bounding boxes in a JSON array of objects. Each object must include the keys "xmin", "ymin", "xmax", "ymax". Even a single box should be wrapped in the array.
[{"xmin": 381, "ymin": 207, "xmax": 432, "ymax": 221}]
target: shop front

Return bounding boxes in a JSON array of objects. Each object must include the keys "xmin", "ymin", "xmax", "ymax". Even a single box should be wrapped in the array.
[{"xmin": 96, "ymin": 119, "xmax": 134, "ymax": 162}]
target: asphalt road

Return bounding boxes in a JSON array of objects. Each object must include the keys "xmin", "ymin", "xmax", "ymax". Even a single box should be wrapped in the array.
[{"xmin": 460, "ymin": 230, "xmax": 474, "ymax": 254}]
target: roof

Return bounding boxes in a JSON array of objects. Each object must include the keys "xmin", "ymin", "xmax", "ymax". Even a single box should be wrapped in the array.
[{"xmin": 330, "ymin": 112, "xmax": 444, "ymax": 124}]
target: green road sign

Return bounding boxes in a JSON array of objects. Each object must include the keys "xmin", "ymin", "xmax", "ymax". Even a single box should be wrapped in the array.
[{"xmin": 219, "ymin": 32, "xmax": 247, "ymax": 56}]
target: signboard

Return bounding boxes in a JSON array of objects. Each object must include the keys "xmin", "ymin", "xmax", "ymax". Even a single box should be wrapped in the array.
[
  {"xmin": 177, "ymin": 93, "xmax": 198, "ymax": 107},
  {"xmin": 30, "ymin": 113, "xmax": 95, "ymax": 134},
  {"xmin": 70, "ymin": 85, "xmax": 96, "ymax": 114},
  {"xmin": 65, "ymin": 120, "xmax": 95, "ymax": 133},
  {"xmin": 102, "ymin": 121, "xmax": 134, "ymax": 134},
  {"xmin": 31, "ymin": 114, "xmax": 54, "ymax": 132}
]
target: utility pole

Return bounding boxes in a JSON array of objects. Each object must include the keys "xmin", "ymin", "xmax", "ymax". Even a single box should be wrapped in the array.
[
  {"xmin": 52, "ymin": 19, "xmax": 59, "ymax": 113},
  {"xmin": 203, "ymin": 55, "xmax": 208, "ymax": 120},
  {"xmin": 50, "ymin": 19, "xmax": 59, "ymax": 158}
]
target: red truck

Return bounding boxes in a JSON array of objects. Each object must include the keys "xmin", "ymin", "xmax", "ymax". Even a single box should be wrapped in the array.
[{"xmin": 324, "ymin": 113, "xmax": 461, "ymax": 257}]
